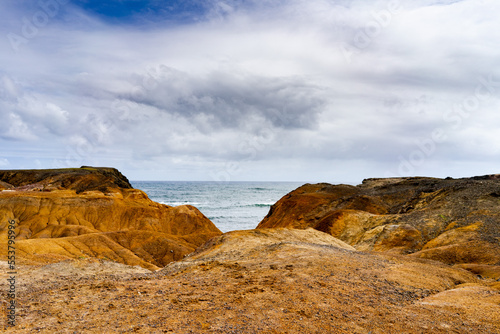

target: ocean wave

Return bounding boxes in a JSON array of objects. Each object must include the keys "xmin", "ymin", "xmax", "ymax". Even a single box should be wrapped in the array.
[
  {"xmin": 159, "ymin": 201, "xmax": 203, "ymax": 206},
  {"xmin": 157, "ymin": 201, "xmax": 274, "ymax": 210},
  {"xmin": 216, "ymin": 203, "xmax": 274, "ymax": 209},
  {"xmin": 200, "ymin": 203, "xmax": 275, "ymax": 210},
  {"xmin": 209, "ymin": 215, "xmax": 258, "ymax": 220}
]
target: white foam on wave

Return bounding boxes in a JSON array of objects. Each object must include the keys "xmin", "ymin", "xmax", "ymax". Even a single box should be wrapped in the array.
[{"xmin": 159, "ymin": 201, "xmax": 203, "ymax": 207}]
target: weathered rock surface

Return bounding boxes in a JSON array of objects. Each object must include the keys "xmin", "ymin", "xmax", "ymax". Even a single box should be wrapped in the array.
[
  {"xmin": 0, "ymin": 166, "xmax": 133, "ymax": 193},
  {"xmin": 0, "ymin": 167, "xmax": 222, "ymax": 270},
  {"xmin": 258, "ymin": 176, "xmax": 500, "ymax": 279},
  {"xmin": 0, "ymin": 180, "xmax": 14, "ymax": 191},
  {"xmin": 162, "ymin": 228, "xmax": 356, "ymax": 274},
  {"xmin": 2, "ymin": 228, "xmax": 499, "ymax": 333}
]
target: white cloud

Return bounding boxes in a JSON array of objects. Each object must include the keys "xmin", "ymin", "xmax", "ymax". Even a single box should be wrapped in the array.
[
  {"xmin": 0, "ymin": 158, "xmax": 10, "ymax": 167},
  {"xmin": 2, "ymin": 113, "xmax": 37, "ymax": 141}
]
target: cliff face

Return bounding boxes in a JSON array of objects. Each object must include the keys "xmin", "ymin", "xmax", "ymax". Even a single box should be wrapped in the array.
[
  {"xmin": 258, "ymin": 176, "xmax": 500, "ymax": 279},
  {"xmin": 0, "ymin": 167, "xmax": 222, "ymax": 270}
]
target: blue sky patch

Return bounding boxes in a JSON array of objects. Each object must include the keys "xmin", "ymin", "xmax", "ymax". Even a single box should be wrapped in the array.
[{"xmin": 73, "ymin": 0, "xmax": 210, "ymax": 24}]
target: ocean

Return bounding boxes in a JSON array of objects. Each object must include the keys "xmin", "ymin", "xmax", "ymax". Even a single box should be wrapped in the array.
[{"xmin": 131, "ymin": 181, "xmax": 303, "ymax": 232}]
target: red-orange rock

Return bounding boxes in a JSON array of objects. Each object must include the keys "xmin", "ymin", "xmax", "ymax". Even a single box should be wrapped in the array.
[
  {"xmin": 0, "ymin": 167, "xmax": 222, "ymax": 269},
  {"xmin": 258, "ymin": 176, "xmax": 500, "ymax": 277}
]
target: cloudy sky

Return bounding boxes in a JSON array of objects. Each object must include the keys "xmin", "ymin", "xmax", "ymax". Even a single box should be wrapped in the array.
[{"xmin": 0, "ymin": 0, "xmax": 499, "ymax": 182}]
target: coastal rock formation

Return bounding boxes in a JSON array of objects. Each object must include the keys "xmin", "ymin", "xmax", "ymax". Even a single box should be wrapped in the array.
[
  {"xmin": 257, "ymin": 176, "xmax": 500, "ymax": 279},
  {"xmin": 0, "ymin": 166, "xmax": 133, "ymax": 193},
  {"xmin": 0, "ymin": 167, "xmax": 222, "ymax": 270},
  {"xmin": 1, "ymin": 171, "xmax": 499, "ymax": 333}
]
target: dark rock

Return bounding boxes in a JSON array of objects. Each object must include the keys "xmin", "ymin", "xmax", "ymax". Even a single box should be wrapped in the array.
[{"xmin": 0, "ymin": 166, "xmax": 132, "ymax": 193}]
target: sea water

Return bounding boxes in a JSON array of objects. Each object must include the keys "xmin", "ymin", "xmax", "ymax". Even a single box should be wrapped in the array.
[{"xmin": 131, "ymin": 181, "xmax": 303, "ymax": 232}]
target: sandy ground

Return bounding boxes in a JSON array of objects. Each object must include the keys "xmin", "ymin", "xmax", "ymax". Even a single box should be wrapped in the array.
[{"xmin": 1, "ymin": 237, "xmax": 499, "ymax": 333}]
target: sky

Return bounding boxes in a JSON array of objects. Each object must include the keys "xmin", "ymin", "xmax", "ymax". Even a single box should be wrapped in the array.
[{"xmin": 0, "ymin": 0, "xmax": 499, "ymax": 183}]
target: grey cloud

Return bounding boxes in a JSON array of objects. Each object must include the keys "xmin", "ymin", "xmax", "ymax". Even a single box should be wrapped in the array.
[{"xmin": 124, "ymin": 67, "xmax": 327, "ymax": 131}]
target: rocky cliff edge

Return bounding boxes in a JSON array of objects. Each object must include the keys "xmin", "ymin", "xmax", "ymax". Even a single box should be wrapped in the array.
[
  {"xmin": 0, "ymin": 167, "xmax": 222, "ymax": 270},
  {"xmin": 258, "ymin": 175, "xmax": 500, "ymax": 280}
]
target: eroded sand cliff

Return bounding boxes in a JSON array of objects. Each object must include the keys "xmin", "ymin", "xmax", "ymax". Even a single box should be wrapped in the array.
[
  {"xmin": 1, "ymin": 171, "xmax": 499, "ymax": 333},
  {"xmin": 0, "ymin": 167, "xmax": 222, "ymax": 270}
]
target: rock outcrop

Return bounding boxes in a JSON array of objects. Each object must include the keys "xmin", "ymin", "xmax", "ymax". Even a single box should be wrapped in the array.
[
  {"xmin": 0, "ymin": 166, "xmax": 133, "ymax": 193},
  {"xmin": 0, "ymin": 180, "xmax": 14, "ymax": 191},
  {"xmin": 257, "ymin": 176, "xmax": 500, "ymax": 279},
  {"xmin": 0, "ymin": 167, "xmax": 222, "ymax": 270}
]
